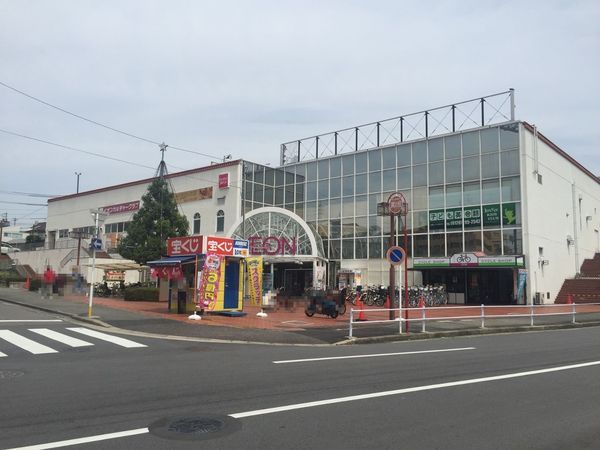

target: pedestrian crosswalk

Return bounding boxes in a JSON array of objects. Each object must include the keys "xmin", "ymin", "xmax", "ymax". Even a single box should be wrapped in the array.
[{"xmin": 0, "ymin": 327, "xmax": 147, "ymax": 357}]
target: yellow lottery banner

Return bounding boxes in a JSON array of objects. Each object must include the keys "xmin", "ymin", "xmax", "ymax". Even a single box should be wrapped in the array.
[
  {"xmin": 199, "ymin": 254, "xmax": 223, "ymax": 311},
  {"xmin": 246, "ymin": 256, "xmax": 263, "ymax": 306}
]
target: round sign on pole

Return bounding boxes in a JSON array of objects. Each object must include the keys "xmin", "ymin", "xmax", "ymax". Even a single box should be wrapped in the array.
[
  {"xmin": 388, "ymin": 192, "xmax": 407, "ymax": 215},
  {"xmin": 386, "ymin": 246, "xmax": 406, "ymax": 266}
]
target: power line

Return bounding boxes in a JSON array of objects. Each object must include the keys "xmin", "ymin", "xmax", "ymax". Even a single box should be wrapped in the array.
[
  {"xmin": 0, "ymin": 200, "xmax": 47, "ymax": 206},
  {"xmin": 0, "ymin": 128, "xmax": 157, "ymax": 171},
  {"xmin": 0, "ymin": 80, "xmax": 223, "ymax": 160},
  {"xmin": 0, "ymin": 190, "xmax": 60, "ymax": 198}
]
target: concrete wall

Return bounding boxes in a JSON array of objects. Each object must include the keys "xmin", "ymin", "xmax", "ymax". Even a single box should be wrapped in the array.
[{"xmin": 520, "ymin": 123, "xmax": 600, "ymax": 303}]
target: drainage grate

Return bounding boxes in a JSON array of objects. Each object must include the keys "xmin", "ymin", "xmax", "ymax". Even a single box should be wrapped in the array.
[{"xmin": 149, "ymin": 414, "xmax": 241, "ymax": 441}]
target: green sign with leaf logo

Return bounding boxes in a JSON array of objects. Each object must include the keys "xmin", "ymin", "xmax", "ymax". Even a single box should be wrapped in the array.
[{"xmin": 502, "ymin": 202, "xmax": 517, "ymax": 225}]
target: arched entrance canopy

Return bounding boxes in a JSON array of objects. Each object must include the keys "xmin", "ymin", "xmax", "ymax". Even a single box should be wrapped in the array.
[{"xmin": 228, "ymin": 207, "xmax": 326, "ymax": 262}]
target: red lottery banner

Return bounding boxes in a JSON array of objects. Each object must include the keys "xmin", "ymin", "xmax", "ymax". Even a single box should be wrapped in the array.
[{"xmin": 198, "ymin": 254, "xmax": 222, "ymax": 310}]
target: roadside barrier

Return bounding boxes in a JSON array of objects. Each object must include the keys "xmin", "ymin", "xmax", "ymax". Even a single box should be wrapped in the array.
[{"xmin": 348, "ymin": 302, "xmax": 600, "ymax": 339}]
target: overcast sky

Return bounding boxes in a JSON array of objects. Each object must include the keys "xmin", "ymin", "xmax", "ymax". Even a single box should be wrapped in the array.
[{"xmin": 1, "ymin": 0, "xmax": 598, "ymax": 228}]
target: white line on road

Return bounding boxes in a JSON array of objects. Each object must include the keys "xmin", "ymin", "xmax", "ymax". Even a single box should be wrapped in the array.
[
  {"xmin": 0, "ymin": 320, "xmax": 62, "ymax": 323},
  {"xmin": 231, "ymin": 359, "xmax": 600, "ymax": 418},
  {"xmin": 10, "ymin": 359, "xmax": 600, "ymax": 448},
  {"xmin": 66, "ymin": 327, "xmax": 147, "ymax": 348},
  {"xmin": 5, "ymin": 427, "xmax": 149, "ymax": 450},
  {"xmin": 29, "ymin": 329, "xmax": 94, "ymax": 347},
  {"xmin": 273, "ymin": 347, "xmax": 476, "ymax": 364},
  {"xmin": 0, "ymin": 330, "xmax": 57, "ymax": 354}
]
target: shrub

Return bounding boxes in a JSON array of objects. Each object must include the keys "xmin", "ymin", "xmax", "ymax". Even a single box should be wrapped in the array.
[
  {"xmin": 123, "ymin": 287, "xmax": 159, "ymax": 302},
  {"xmin": 0, "ymin": 271, "xmax": 26, "ymax": 286}
]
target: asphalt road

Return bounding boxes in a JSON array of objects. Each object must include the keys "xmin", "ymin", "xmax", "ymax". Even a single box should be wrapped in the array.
[{"xmin": 1, "ymin": 301, "xmax": 600, "ymax": 449}]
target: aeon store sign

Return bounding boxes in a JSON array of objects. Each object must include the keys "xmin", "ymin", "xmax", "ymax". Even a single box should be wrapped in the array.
[{"xmin": 248, "ymin": 236, "xmax": 297, "ymax": 256}]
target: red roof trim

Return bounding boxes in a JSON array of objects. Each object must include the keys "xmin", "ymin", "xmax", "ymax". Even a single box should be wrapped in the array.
[
  {"xmin": 48, "ymin": 160, "xmax": 242, "ymax": 203},
  {"xmin": 522, "ymin": 122, "xmax": 599, "ymax": 184}
]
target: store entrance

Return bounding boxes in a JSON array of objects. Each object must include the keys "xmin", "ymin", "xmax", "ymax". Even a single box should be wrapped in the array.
[
  {"xmin": 273, "ymin": 263, "xmax": 312, "ymax": 296},
  {"xmin": 422, "ymin": 268, "xmax": 514, "ymax": 305}
]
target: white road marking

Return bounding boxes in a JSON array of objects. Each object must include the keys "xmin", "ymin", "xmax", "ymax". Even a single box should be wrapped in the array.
[
  {"xmin": 29, "ymin": 329, "xmax": 93, "ymax": 348},
  {"xmin": 273, "ymin": 347, "xmax": 476, "ymax": 364},
  {"xmin": 0, "ymin": 320, "xmax": 62, "ymax": 323},
  {"xmin": 10, "ymin": 360, "xmax": 600, "ymax": 448},
  {"xmin": 5, "ymin": 427, "xmax": 149, "ymax": 450},
  {"xmin": 66, "ymin": 327, "xmax": 147, "ymax": 348},
  {"xmin": 231, "ymin": 359, "xmax": 600, "ymax": 418},
  {"xmin": 0, "ymin": 330, "xmax": 58, "ymax": 354},
  {"xmin": 0, "ymin": 351, "xmax": 6, "ymax": 357}
]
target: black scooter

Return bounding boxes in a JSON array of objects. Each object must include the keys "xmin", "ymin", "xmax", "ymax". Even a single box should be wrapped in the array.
[{"xmin": 305, "ymin": 295, "xmax": 346, "ymax": 318}]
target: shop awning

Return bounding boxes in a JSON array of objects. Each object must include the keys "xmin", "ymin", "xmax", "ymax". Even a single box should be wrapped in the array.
[
  {"xmin": 85, "ymin": 262, "xmax": 146, "ymax": 271},
  {"xmin": 147, "ymin": 255, "xmax": 196, "ymax": 266}
]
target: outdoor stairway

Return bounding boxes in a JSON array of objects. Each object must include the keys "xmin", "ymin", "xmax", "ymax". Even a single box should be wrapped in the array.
[{"xmin": 555, "ymin": 253, "xmax": 600, "ymax": 304}]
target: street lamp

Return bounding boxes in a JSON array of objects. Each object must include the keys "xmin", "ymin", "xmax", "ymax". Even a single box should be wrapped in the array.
[{"xmin": 75, "ymin": 172, "xmax": 82, "ymax": 193}]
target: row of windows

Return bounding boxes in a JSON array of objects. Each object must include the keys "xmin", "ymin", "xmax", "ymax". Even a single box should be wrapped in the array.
[
  {"xmin": 244, "ymin": 151, "xmax": 519, "ymax": 205},
  {"xmin": 192, "ymin": 210, "xmax": 225, "ymax": 234},
  {"xmin": 323, "ymin": 229, "xmax": 522, "ymax": 260},
  {"xmin": 246, "ymin": 124, "xmax": 519, "ymax": 186},
  {"xmin": 104, "ymin": 222, "xmax": 130, "ymax": 233}
]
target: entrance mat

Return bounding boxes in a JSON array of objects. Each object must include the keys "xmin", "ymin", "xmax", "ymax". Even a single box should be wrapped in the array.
[{"xmin": 217, "ymin": 311, "xmax": 248, "ymax": 317}]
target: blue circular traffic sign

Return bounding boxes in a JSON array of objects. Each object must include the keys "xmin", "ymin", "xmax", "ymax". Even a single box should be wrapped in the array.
[{"xmin": 386, "ymin": 246, "xmax": 406, "ymax": 266}]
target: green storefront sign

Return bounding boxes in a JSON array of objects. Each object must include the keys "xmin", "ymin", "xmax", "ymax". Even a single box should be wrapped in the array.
[{"xmin": 430, "ymin": 203, "xmax": 517, "ymax": 229}]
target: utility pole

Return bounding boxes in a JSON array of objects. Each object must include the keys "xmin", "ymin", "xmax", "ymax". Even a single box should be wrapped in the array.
[
  {"xmin": 75, "ymin": 172, "xmax": 82, "ymax": 194},
  {"xmin": 88, "ymin": 209, "xmax": 107, "ymax": 317},
  {"xmin": 75, "ymin": 172, "xmax": 82, "ymax": 277}
]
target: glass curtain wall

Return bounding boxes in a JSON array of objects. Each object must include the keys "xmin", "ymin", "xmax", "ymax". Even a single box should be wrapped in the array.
[{"xmin": 245, "ymin": 123, "xmax": 522, "ymax": 263}]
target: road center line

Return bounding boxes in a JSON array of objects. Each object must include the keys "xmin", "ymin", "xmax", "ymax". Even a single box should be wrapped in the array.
[
  {"xmin": 273, "ymin": 347, "xmax": 476, "ymax": 364},
  {"xmin": 6, "ymin": 428, "xmax": 149, "ymax": 450},
  {"xmin": 231, "ymin": 359, "xmax": 600, "ymax": 418},
  {"xmin": 10, "ymin": 360, "xmax": 600, "ymax": 449},
  {"xmin": 0, "ymin": 320, "xmax": 62, "ymax": 323}
]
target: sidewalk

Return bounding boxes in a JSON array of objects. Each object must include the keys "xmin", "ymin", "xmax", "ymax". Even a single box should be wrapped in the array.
[
  {"xmin": 2, "ymin": 286, "xmax": 600, "ymax": 345},
  {"xmin": 0, "ymin": 287, "xmax": 350, "ymax": 345}
]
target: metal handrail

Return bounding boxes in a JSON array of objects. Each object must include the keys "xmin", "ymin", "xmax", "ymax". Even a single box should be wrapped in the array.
[{"xmin": 348, "ymin": 302, "xmax": 600, "ymax": 338}]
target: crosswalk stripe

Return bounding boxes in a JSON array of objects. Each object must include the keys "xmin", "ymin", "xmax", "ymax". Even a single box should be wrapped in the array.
[
  {"xmin": 29, "ymin": 328, "xmax": 94, "ymax": 347},
  {"xmin": 0, "ymin": 330, "xmax": 58, "ymax": 354},
  {"xmin": 66, "ymin": 328, "xmax": 147, "ymax": 348}
]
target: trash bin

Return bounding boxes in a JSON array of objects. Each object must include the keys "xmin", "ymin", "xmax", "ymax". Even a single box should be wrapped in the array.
[{"xmin": 177, "ymin": 291, "xmax": 187, "ymax": 314}]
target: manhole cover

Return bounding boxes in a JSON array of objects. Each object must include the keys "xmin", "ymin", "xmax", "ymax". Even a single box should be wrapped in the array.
[
  {"xmin": 0, "ymin": 370, "xmax": 25, "ymax": 379},
  {"xmin": 149, "ymin": 414, "xmax": 241, "ymax": 441}
]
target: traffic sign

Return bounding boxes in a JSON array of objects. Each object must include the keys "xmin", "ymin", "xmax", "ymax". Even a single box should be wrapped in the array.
[
  {"xmin": 90, "ymin": 238, "xmax": 102, "ymax": 251},
  {"xmin": 388, "ymin": 192, "xmax": 408, "ymax": 215},
  {"xmin": 386, "ymin": 246, "xmax": 406, "ymax": 266}
]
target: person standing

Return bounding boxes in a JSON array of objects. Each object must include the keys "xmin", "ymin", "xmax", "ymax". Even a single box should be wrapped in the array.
[{"xmin": 42, "ymin": 266, "xmax": 56, "ymax": 299}]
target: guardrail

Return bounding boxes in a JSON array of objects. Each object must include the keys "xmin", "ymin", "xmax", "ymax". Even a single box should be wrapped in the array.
[{"xmin": 348, "ymin": 303, "xmax": 600, "ymax": 339}]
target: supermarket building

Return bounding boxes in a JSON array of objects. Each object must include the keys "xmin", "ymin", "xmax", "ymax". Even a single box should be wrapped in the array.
[{"xmin": 34, "ymin": 90, "xmax": 599, "ymax": 305}]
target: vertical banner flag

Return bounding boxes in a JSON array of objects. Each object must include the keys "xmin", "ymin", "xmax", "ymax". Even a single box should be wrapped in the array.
[
  {"xmin": 198, "ymin": 254, "xmax": 223, "ymax": 310},
  {"xmin": 517, "ymin": 269, "xmax": 527, "ymax": 303},
  {"xmin": 246, "ymin": 256, "xmax": 263, "ymax": 306}
]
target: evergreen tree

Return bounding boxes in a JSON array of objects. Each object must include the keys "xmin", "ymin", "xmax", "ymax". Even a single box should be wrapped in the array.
[{"xmin": 117, "ymin": 178, "xmax": 188, "ymax": 264}]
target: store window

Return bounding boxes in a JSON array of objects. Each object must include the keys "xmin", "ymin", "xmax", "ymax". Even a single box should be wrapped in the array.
[
  {"xmin": 413, "ymin": 211, "xmax": 428, "ymax": 233},
  {"xmin": 355, "ymin": 238, "xmax": 368, "ymax": 259},
  {"xmin": 342, "ymin": 239, "xmax": 354, "ymax": 259},
  {"xmin": 501, "ymin": 177, "xmax": 521, "ymax": 201},
  {"xmin": 413, "ymin": 235, "xmax": 428, "ymax": 257},
  {"xmin": 342, "ymin": 154, "xmax": 354, "ymax": 176},
  {"xmin": 398, "ymin": 167, "xmax": 411, "ymax": 189},
  {"xmin": 445, "ymin": 159, "xmax": 461, "ymax": 183},
  {"xmin": 412, "ymin": 141, "xmax": 427, "ymax": 164},
  {"xmin": 355, "ymin": 174, "xmax": 368, "ymax": 195},
  {"xmin": 330, "ymin": 158, "xmax": 341, "ymax": 177},
  {"xmin": 465, "ymin": 231, "xmax": 482, "ymax": 252},
  {"xmin": 428, "ymin": 138, "xmax": 444, "ymax": 162},
  {"xmin": 429, "ymin": 186, "xmax": 445, "ymax": 209},
  {"xmin": 483, "ymin": 230, "xmax": 502, "ymax": 254},
  {"xmin": 356, "ymin": 153, "xmax": 367, "ymax": 174},
  {"xmin": 193, "ymin": 213, "xmax": 201, "ymax": 234},
  {"xmin": 429, "ymin": 161, "xmax": 444, "ymax": 185},
  {"xmin": 482, "ymin": 179, "xmax": 501, "ymax": 203},
  {"xmin": 382, "ymin": 147, "xmax": 396, "ymax": 168},
  {"xmin": 500, "ymin": 123, "xmax": 519, "ymax": 150},
  {"xmin": 481, "ymin": 153, "xmax": 500, "ymax": 178},
  {"xmin": 501, "ymin": 150, "xmax": 519, "ymax": 176},
  {"xmin": 463, "ymin": 156, "xmax": 480, "ymax": 181},
  {"xmin": 382, "ymin": 169, "xmax": 395, "ymax": 191},
  {"xmin": 463, "ymin": 182, "xmax": 480, "ymax": 206},
  {"xmin": 369, "ymin": 237, "xmax": 382, "ymax": 259},
  {"xmin": 445, "ymin": 134, "xmax": 461, "ymax": 159},
  {"xmin": 446, "ymin": 184, "xmax": 462, "ymax": 207},
  {"xmin": 342, "ymin": 176, "xmax": 354, "ymax": 196},
  {"xmin": 216, "ymin": 210, "xmax": 225, "ymax": 232},
  {"xmin": 463, "ymin": 131, "xmax": 480, "ymax": 156},
  {"xmin": 430, "ymin": 233, "xmax": 445, "ymax": 256},
  {"xmin": 481, "ymin": 127, "xmax": 499, "ymax": 153},
  {"xmin": 369, "ymin": 149, "xmax": 381, "ymax": 172},
  {"xmin": 413, "ymin": 164, "xmax": 427, "ymax": 186},
  {"xmin": 330, "ymin": 178, "xmax": 341, "ymax": 198},
  {"xmin": 503, "ymin": 229, "xmax": 522, "ymax": 255},
  {"xmin": 318, "ymin": 160, "xmax": 329, "ymax": 180},
  {"xmin": 447, "ymin": 232, "xmax": 463, "ymax": 254},
  {"xmin": 397, "ymin": 144, "xmax": 411, "ymax": 166}
]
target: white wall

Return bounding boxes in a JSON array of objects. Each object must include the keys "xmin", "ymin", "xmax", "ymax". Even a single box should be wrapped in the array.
[{"xmin": 520, "ymin": 123, "xmax": 600, "ymax": 303}]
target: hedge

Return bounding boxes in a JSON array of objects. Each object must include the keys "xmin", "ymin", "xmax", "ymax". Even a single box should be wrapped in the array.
[
  {"xmin": 28, "ymin": 279, "xmax": 42, "ymax": 291},
  {"xmin": 0, "ymin": 272, "xmax": 26, "ymax": 287},
  {"xmin": 123, "ymin": 287, "xmax": 159, "ymax": 302}
]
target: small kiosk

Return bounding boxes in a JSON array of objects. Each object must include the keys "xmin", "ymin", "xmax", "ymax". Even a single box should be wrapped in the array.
[{"xmin": 148, "ymin": 235, "xmax": 249, "ymax": 314}]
